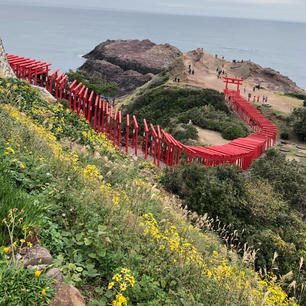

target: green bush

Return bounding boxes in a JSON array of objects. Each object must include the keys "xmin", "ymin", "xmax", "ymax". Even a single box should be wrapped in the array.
[
  {"xmin": 125, "ymin": 87, "xmax": 248, "ymax": 143},
  {"xmin": 280, "ymin": 131, "xmax": 289, "ymax": 140},
  {"xmin": 289, "ymin": 107, "xmax": 306, "ymax": 141},
  {"xmin": 221, "ymin": 123, "xmax": 247, "ymax": 140},
  {"xmin": 162, "ymin": 159, "xmax": 306, "ymax": 301}
]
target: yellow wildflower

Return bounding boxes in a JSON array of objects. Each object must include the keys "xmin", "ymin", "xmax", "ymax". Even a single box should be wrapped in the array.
[
  {"xmin": 108, "ymin": 282, "xmax": 115, "ymax": 290},
  {"xmin": 3, "ymin": 247, "xmax": 9, "ymax": 253},
  {"xmin": 120, "ymin": 282, "xmax": 127, "ymax": 291},
  {"xmin": 41, "ymin": 289, "xmax": 46, "ymax": 295},
  {"xmin": 35, "ymin": 270, "xmax": 41, "ymax": 277}
]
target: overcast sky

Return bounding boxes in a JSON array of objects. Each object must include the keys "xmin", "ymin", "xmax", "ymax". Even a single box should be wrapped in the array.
[{"xmin": 2, "ymin": 0, "xmax": 306, "ymax": 23}]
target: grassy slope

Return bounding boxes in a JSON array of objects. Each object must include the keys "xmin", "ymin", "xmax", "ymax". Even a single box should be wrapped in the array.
[{"xmin": 0, "ymin": 77, "xmax": 297, "ymax": 306}]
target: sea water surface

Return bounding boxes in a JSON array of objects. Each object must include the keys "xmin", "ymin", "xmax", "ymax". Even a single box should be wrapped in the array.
[{"xmin": 0, "ymin": 3, "xmax": 305, "ymax": 89}]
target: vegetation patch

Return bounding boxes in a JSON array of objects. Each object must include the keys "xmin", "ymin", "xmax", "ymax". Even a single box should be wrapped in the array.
[
  {"xmin": 124, "ymin": 86, "xmax": 248, "ymax": 143},
  {"xmin": 0, "ymin": 77, "xmax": 299, "ymax": 306}
]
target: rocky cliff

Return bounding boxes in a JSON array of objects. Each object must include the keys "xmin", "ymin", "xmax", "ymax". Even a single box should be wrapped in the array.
[
  {"xmin": 190, "ymin": 50, "xmax": 304, "ymax": 94},
  {"xmin": 0, "ymin": 39, "xmax": 15, "ymax": 78},
  {"xmin": 80, "ymin": 39, "xmax": 181, "ymax": 96}
]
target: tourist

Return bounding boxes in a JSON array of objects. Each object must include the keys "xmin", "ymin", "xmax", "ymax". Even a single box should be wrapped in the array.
[
  {"xmin": 188, "ymin": 119, "xmax": 193, "ymax": 125},
  {"xmin": 192, "ymin": 70, "xmax": 194, "ymax": 75},
  {"xmin": 248, "ymin": 93, "xmax": 251, "ymax": 101},
  {"xmin": 257, "ymin": 96, "xmax": 260, "ymax": 102},
  {"xmin": 262, "ymin": 96, "xmax": 265, "ymax": 103},
  {"xmin": 177, "ymin": 78, "xmax": 180, "ymax": 83},
  {"xmin": 253, "ymin": 96, "xmax": 256, "ymax": 102},
  {"xmin": 174, "ymin": 77, "xmax": 177, "ymax": 82},
  {"xmin": 265, "ymin": 96, "xmax": 268, "ymax": 103}
]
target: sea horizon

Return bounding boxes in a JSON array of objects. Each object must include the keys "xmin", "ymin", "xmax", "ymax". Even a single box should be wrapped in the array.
[{"xmin": 1, "ymin": 3, "xmax": 305, "ymax": 89}]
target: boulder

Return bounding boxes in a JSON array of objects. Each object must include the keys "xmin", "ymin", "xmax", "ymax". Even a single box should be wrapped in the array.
[
  {"xmin": 50, "ymin": 282, "xmax": 86, "ymax": 306},
  {"xmin": 0, "ymin": 39, "xmax": 15, "ymax": 78},
  {"xmin": 46, "ymin": 268, "xmax": 64, "ymax": 283},
  {"xmin": 80, "ymin": 39, "xmax": 181, "ymax": 96},
  {"xmin": 22, "ymin": 244, "xmax": 53, "ymax": 267}
]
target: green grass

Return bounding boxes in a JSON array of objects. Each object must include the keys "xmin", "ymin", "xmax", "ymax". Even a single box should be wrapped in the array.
[{"xmin": 0, "ymin": 77, "xmax": 299, "ymax": 306}]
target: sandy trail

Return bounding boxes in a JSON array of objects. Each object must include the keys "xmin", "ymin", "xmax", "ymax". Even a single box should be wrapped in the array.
[
  {"xmin": 183, "ymin": 51, "xmax": 303, "ymax": 114},
  {"xmin": 195, "ymin": 126, "xmax": 229, "ymax": 146}
]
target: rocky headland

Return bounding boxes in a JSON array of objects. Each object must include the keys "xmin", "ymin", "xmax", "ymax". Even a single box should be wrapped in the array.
[
  {"xmin": 80, "ymin": 39, "xmax": 182, "ymax": 96},
  {"xmin": 186, "ymin": 49, "xmax": 305, "ymax": 94}
]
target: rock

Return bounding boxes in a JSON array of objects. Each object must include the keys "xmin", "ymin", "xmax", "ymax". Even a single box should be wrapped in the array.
[
  {"xmin": 46, "ymin": 268, "xmax": 64, "ymax": 283},
  {"xmin": 31, "ymin": 84, "xmax": 56, "ymax": 102},
  {"xmin": 50, "ymin": 282, "xmax": 86, "ymax": 306},
  {"xmin": 80, "ymin": 39, "xmax": 181, "ymax": 96},
  {"xmin": 27, "ymin": 264, "xmax": 49, "ymax": 270},
  {"xmin": 186, "ymin": 49, "xmax": 305, "ymax": 94},
  {"xmin": 296, "ymin": 145, "xmax": 306, "ymax": 150},
  {"xmin": 279, "ymin": 146, "xmax": 291, "ymax": 152},
  {"xmin": 0, "ymin": 39, "xmax": 15, "ymax": 78},
  {"xmin": 295, "ymin": 152, "xmax": 306, "ymax": 158},
  {"xmin": 22, "ymin": 244, "xmax": 53, "ymax": 267}
]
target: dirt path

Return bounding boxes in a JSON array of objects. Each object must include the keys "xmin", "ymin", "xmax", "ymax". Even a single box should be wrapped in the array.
[
  {"xmin": 183, "ymin": 51, "xmax": 303, "ymax": 114},
  {"xmin": 195, "ymin": 126, "xmax": 229, "ymax": 146}
]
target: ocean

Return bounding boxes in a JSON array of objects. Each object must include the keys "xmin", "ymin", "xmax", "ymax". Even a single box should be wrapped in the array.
[{"xmin": 0, "ymin": 3, "xmax": 305, "ymax": 89}]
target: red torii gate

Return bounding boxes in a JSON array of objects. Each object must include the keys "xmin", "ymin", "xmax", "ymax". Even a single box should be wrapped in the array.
[{"xmin": 223, "ymin": 77, "xmax": 243, "ymax": 92}]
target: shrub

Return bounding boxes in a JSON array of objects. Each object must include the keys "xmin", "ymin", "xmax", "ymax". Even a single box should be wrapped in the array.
[
  {"xmin": 289, "ymin": 107, "xmax": 306, "ymax": 141},
  {"xmin": 280, "ymin": 131, "xmax": 289, "ymax": 140},
  {"xmin": 221, "ymin": 123, "xmax": 247, "ymax": 140}
]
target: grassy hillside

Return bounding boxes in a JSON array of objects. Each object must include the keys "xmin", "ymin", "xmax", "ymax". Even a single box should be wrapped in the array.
[
  {"xmin": 124, "ymin": 85, "xmax": 249, "ymax": 144},
  {"xmin": 0, "ymin": 77, "xmax": 298, "ymax": 306}
]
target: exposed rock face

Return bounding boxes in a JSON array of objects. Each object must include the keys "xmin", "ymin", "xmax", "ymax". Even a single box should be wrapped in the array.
[
  {"xmin": 50, "ymin": 282, "xmax": 86, "ymax": 306},
  {"xmin": 80, "ymin": 39, "xmax": 181, "ymax": 96},
  {"xmin": 0, "ymin": 39, "xmax": 15, "ymax": 78},
  {"xmin": 230, "ymin": 61, "xmax": 305, "ymax": 94},
  {"xmin": 22, "ymin": 244, "xmax": 53, "ymax": 267},
  {"xmin": 188, "ymin": 49, "xmax": 305, "ymax": 94}
]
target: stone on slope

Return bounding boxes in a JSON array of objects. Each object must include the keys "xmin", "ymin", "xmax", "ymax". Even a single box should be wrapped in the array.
[
  {"xmin": 50, "ymin": 282, "xmax": 86, "ymax": 306},
  {"xmin": 22, "ymin": 244, "xmax": 53, "ymax": 267}
]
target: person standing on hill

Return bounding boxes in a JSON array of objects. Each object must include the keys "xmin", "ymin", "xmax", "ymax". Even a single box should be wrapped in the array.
[
  {"xmin": 257, "ymin": 96, "xmax": 260, "ymax": 102},
  {"xmin": 248, "ymin": 93, "xmax": 251, "ymax": 101}
]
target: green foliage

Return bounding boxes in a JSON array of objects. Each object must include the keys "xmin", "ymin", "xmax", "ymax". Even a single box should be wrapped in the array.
[
  {"xmin": 250, "ymin": 149, "xmax": 306, "ymax": 214},
  {"xmin": 280, "ymin": 131, "xmax": 289, "ymax": 140},
  {"xmin": 0, "ymin": 77, "xmax": 298, "ymax": 306},
  {"xmin": 162, "ymin": 158, "xmax": 306, "ymax": 302},
  {"xmin": 0, "ymin": 168, "xmax": 44, "ymax": 244},
  {"xmin": 124, "ymin": 86, "xmax": 248, "ymax": 143},
  {"xmin": 284, "ymin": 92, "xmax": 306, "ymax": 100},
  {"xmin": 289, "ymin": 107, "xmax": 306, "ymax": 141},
  {"xmin": 66, "ymin": 70, "xmax": 118, "ymax": 97},
  {"xmin": 0, "ymin": 262, "xmax": 54, "ymax": 306},
  {"xmin": 221, "ymin": 122, "xmax": 247, "ymax": 140},
  {"xmin": 147, "ymin": 74, "xmax": 169, "ymax": 89}
]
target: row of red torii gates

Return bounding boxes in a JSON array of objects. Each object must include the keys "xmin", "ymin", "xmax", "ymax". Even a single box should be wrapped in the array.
[{"xmin": 6, "ymin": 54, "xmax": 277, "ymax": 170}]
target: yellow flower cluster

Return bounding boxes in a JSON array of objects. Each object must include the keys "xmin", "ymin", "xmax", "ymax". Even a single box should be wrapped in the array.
[
  {"xmin": 100, "ymin": 184, "xmax": 129, "ymax": 208},
  {"xmin": 108, "ymin": 268, "xmax": 135, "ymax": 306},
  {"xmin": 140, "ymin": 213, "xmax": 297, "ymax": 306},
  {"xmin": 83, "ymin": 164, "xmax": 99, "ymax": 178},
  {"xmin": 140, "ymin": 213, "xmax": 212, "ymax": 277}
]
